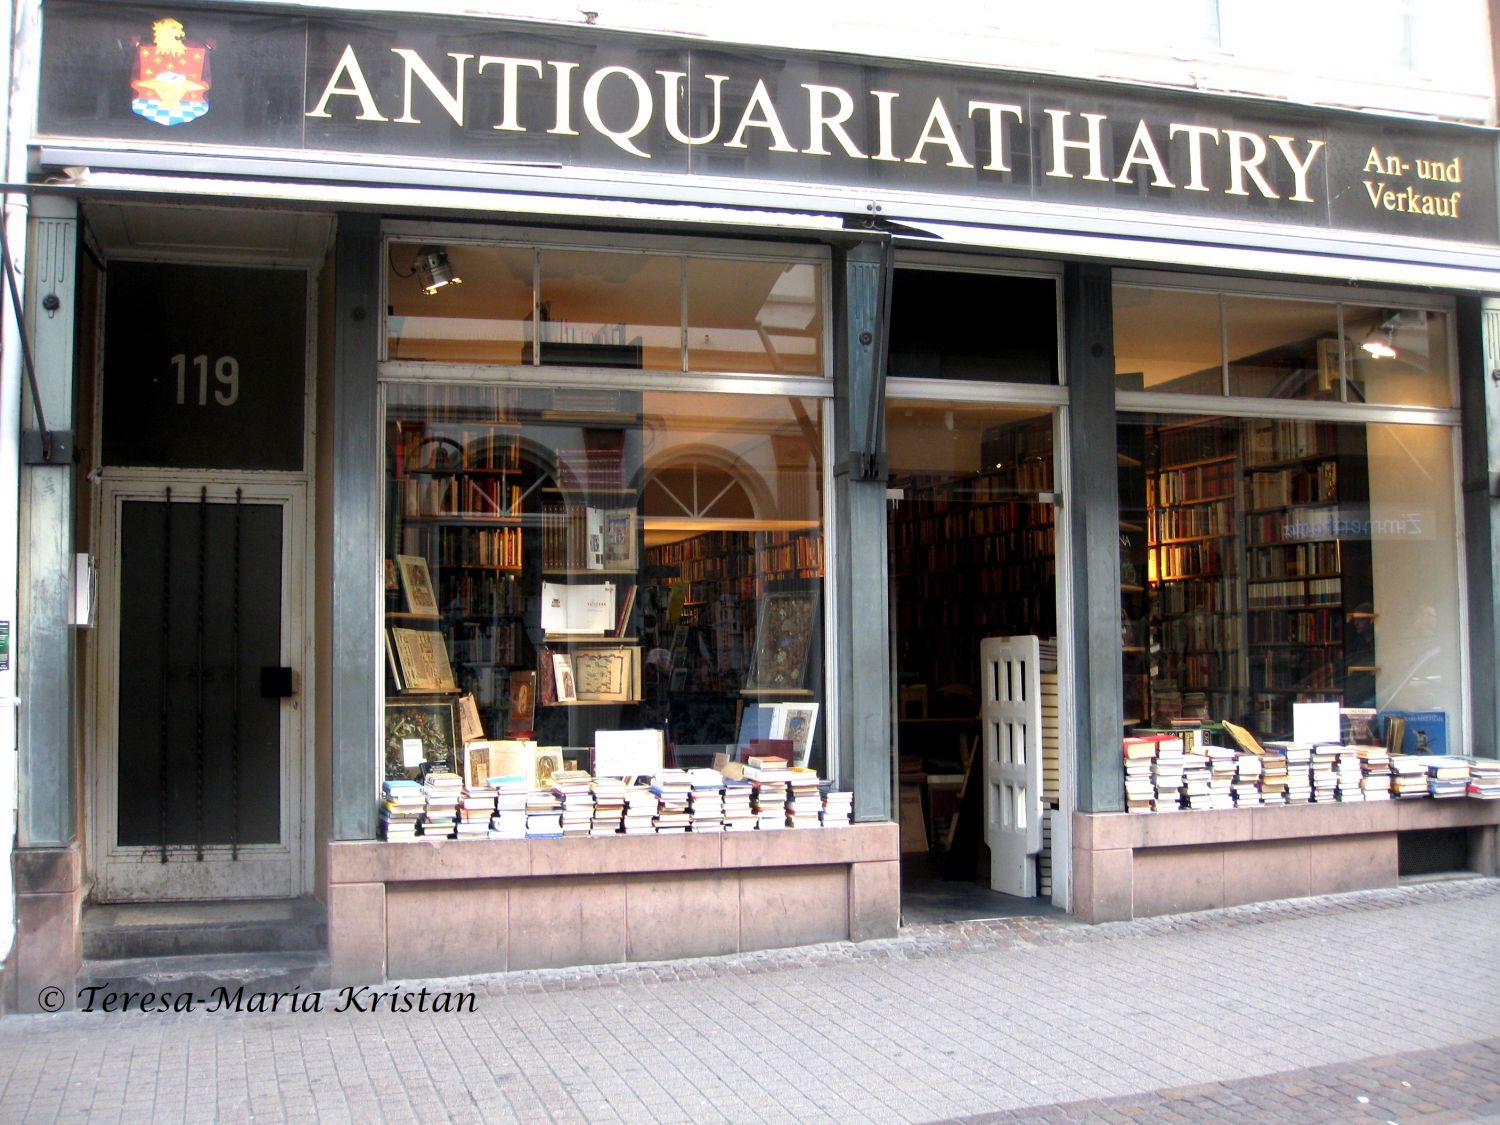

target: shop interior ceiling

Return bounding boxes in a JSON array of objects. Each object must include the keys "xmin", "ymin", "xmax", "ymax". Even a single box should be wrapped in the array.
[{"xmin": 82, "ymin": 201, "xmax": 334, "ymax": 265}]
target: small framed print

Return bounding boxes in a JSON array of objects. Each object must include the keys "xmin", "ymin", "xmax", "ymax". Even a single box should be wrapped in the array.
[
  {"xmin": 457, "ymin": 693, "xmax": 485, "ymax": 745},
  {"xmin": 769, "ymin": 702, "xmax": 819, "ymax": 768},
  {"xmin": 602, "ymin": 508, "xmax": 638, "ymax": 569},
  {"xmin": 745, "ymin": 590, "xmax": 817, "ymax": 693},
  {"xmin": 384, "ymin": 698, "xmax": 457, "ymax": 780},
  {"xmin": 573, "ymin": 645, "xmax": 637, "ymax": 702},
  {"xmin": 396, "ymin": 553, "xmax": 440, "ymax": 618},
  {"xmin": 506, "ymin": 670, "xmax": 536, "ymax": 734}
]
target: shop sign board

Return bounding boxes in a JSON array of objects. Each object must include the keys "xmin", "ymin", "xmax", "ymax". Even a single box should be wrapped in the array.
[{"xmin": 37, "ymin": 2, "xmax": 1499, "ymax": 244}]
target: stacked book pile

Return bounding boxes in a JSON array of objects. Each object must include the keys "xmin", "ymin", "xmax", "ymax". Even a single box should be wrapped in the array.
[
  {"xmin": 1260, "ymin": 750, "xmax": 1288, "ymax": 805},
  {"xmin": 420, "ymin": 771, "xmax": 463, "ymax": 837},
  {"xmin": 686, "ymin": 768, "xmax": 726, "ymax": 833},
  {"xmin": 621, "ymin": 783, "xmax": 657, "ymax": 834},
  {"xmin": 1152, "ymin": 739, "xmax": 1185, "ymax": 811},
  {"xmin": 1311, "ymin": 745, "xmax": 1339, "ymax": 803},
  {"xmin": 455, "ymin": 781, "xmax": 496, "ymax": 839},
  {"xmin": 745, "ymin": 755, "xmax": 791, "ymax": 829},
  {"xmin": 786, "ymin": 767, "xmax": 823, "ymax": 828},
  {"xmin": 1038, "ymin": 808, "xmax": 1054, "ymax": 897},
  {"xmin": 590, "ymin": 777, "xmax": 627, "ymax": 836},
  {"xmin": 1334, "ymin": 749, "xmax": 1364, "ymax": 801},
  {"xmin": 1427, "ymin": 756, "xmax": 1470, "ymax": 798},
  {"xmin": 722, "ymin": 778, "xmax": 757, "ymax": 829},
  {"xmin": 651, "ymin": 769, "xmax": 693, "ymax": 833},
  {"xmin": 1123, "ymin": 736, "xmax": 1156, "ymax": 813},
  {"xmin": 1389, "ymin": 754, "xmax": 1429, "ymax": 797},
  {"xmin": 1231, "ymin": 750, "xmax": 1261, "ymax": 808},
  {"xmin": 524, "ymin": 788, "xmax": 563, "ymax": 838},
  {"xmin": 821, "ymin": 788, "xmax": 854, "ymax": 827},
  {"xmin": 552, "ymin": 770, "xmax": 596, "ymax": 836},
  {"xmin": 1467, "ymin": 758, "xmax": 1500, "ymax": 798},
  {"xmin": 1266, "ymin": 741, "xmax": 1313, "ymax": 803},
  {"xmin": 1179, "ymin": 750, "xmax": 1213, "ymax": 810},
  {"xmin": 489, "ymin": 775, "xmax": 528, "ymax": 839},
  {"xmin": 1356, "ymin": 746, "xmax": 1391, "ymax": 801},
  {"xmin": 380, "ymin": 779, "xmax": 424, "ymax": 841}
]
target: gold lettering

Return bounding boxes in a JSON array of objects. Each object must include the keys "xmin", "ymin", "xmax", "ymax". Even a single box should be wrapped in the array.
[
  {"xmin": 905, "ymin": 97, "xmax": 972, "ymax": 168},
  {"xmin": 306, "ymin": 44, "xmax": 388, "ymax": 121}
]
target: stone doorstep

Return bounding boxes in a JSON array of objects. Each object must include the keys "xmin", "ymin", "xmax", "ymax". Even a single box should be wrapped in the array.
[
  {"xmin": 82, "ymin": 898, "xmax": 328, "ymax": 960},
  {"xmin": 75, "ymin": 951, "xmax": 331, "ymax": 1001}
]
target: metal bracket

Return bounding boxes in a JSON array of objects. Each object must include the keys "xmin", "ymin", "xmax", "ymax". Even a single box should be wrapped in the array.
[{"xmin": 21, "ymin": 431, "xmax": 76, "ymax": 465}]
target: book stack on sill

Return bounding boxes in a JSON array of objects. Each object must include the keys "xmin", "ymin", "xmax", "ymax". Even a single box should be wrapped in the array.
[
  {"xmin": 622, "ymin": 783, "xmax": 657, "ymax": 834},
  {"xmin": 489, "ymin": 776, "xmax": 528, "ymax": 839},
  {"xmin": 1263, "ymin": 742, "xmax": 1313, "ymax": 803},
  {"xmin": 1151, "ymin": 739, "xmax": 1185, "ymax": 812},
  {"xmin": 1231, "ymin": 748, "xmax": 1261, "ymax": 807},
  {"xmin": 553, "ymin": 770, "xmax": 595, "ymax": 837},
  {"xmin": 722, "ymin": 778, "xmax": 757, "ymax": 830},
  {"xmin": 651, "ymin": 769, "xmax": 693, "ymax": 834},
  {"xmin": 744, "ymin": 756, "xmax": 791, "ymax": 829},
  {"xmin": 1260, "ymin": 750, "xmax": 1288, "ymax": 805},
  {"xmin": 590, "ymin": 777, "xmax": 627, "ymax": 836},
  {"xmin": 1427, "ymin": 756, "xmax": 1470, "ymax": 798},
  {"xmin": 455, "ymin": 781, "xmax": 496, "ymax": 839},
  {"xmin": 786, "ymin": 768, "xmax": 823, "ymax": 829},
  {"xmin": 822, "ymin": 788, "xmax": 854, "ymax": 827},
  {"xmin": 686, "ymin": 768, "xmax": 725, "ymax": 833},
  {"xmin": 1310, "ymin": 746, "xmax": 1339, "ymax": 804},
  {"xmin": 1468, "ymin": 759, "xmax": 1500, "ymax": 798},
  {"xmin": 1123, "ymin": 738, "xmax": 1155, "ymax": 813},
  {"xmin": 1179, "ymin": 751, "xmax": 1216, "ymax": 811},
  {"xmin": 1333, "ymin": 749, "xmax": 1364, "ymax": 802},
  {"xmin": 380, "ymin": 779, "xmax": 424, "ymax": 841},
  {"xmin": 525, "ymin": 789, "xmax": 563, "ymax": 838},
  {"xmin": 1390, "ymin": 755, "xmax": 1430, "ymax": 797},
  {"xmin": 420, "ymin": 771, "xmax": 463, "ymax": 838},
  {"xmin": 1356, "ymin": 746, "xmax": 1392, "ymax": 801}
]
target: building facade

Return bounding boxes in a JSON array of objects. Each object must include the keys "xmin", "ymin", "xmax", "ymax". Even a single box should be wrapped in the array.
[{"xmin": 4, "ymin": 0, "xmax": 1500, "ymax": 1010}]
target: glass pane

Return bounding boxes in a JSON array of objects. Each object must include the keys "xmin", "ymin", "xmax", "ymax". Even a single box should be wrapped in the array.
[
  {"xmin": 889, "ymin": 270, "xmax": 1058, "ymax": 383},
  {"xmin": 1344, "ymin": 305, "xmax": 1452, "ymax": 408},
  {"xmin": 686, "ymin": 259, "xmax": 823, "ymax": 375},
  {"xmin": 1226, "ymin": 295, "xmax": 1341, "ymax": 401},
  {"xmin": 1113, "ymin": 286, "xmax": 1222, "ymax": 394},
  {"xmin": 886, "ymin": 402, "xmax": 1056, "ymax": 792},
  {"xmin": 382, "ymin": 382, "xmax": 828, "ymax": 822},
  {"xmin": 387, "ymin": 243, "xmax": 533, "ymax": 364},
  {"xmin": 1117, "ymin": 412, "xmax": 1463, "ymax": 756},
  {"xmin": 537, "ymin": 250, "xmax": 682, "ymax": 371}
]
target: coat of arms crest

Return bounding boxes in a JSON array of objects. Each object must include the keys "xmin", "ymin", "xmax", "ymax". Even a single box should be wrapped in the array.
[{"xmin": 130, "ymin": 17, "xmax": 212, "ymax": 126}]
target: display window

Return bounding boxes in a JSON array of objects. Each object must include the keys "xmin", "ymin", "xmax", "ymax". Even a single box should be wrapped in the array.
[
  {"xmin": 1114, "ymin": 280, "xmax": 1464, "ymax": 810},
  {"xmin": 377, "ymin": 233, "xmax": 832, "ymax": 841}
]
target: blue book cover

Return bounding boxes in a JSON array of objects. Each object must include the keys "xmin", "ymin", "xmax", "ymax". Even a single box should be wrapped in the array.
[{"xmin": 1379, "ymin": 709, "xmax": 1448, "ymax": 755}]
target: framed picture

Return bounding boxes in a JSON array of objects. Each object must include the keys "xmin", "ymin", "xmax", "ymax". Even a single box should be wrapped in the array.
[
  {"xmin": 457, "ymin": 693, "xmax": 485, "ymax": 745},
  {"xmin": 745, "ymin": 590, "xmax": 818, "ymax": 693},
  {"xmin": 534, "ymin": 745, "xmax": 565, "ymax": 790},
  {"xmin": 384, "ymin": 698, "xmax": 457, "ymax": 780},
  {"xmin": 573, "ymin": 645, "xmax": 638, "ymax": 702},
  {"xmin": 506, "ymin": 670, "xmax": 536, "ymax": 734},
  {"xmin": 770, "ymin": 702, "xmax": 820, "ymax": 768},
  {"xmin": 552, "ymin": 652, "xmax": 577, "ymax": 702},
  {"xmin": 391, "ymin": 626, "xmax": 458, "ymax": 693},
  {"xmin": 396, "ymin": 554, "xmax": 440, "ymax": 618},
  {"xmin": 602, "ymin": 508, "xmax": 638, "ymax": 569}
]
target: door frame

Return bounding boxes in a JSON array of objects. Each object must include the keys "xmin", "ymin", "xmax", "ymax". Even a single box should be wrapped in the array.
[{"xmin": 88, "ymin": 469, "xmax": 312, "ymax": 902}]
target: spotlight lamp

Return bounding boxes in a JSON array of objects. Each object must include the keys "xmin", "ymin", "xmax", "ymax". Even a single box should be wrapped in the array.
[
  {"xmin": 1360, "ymin": 312, "xmax": 1400, "ymax": 360},
  {"xmin": 414, "ymin": 245, "xmax": 462, "ymax": 295}
]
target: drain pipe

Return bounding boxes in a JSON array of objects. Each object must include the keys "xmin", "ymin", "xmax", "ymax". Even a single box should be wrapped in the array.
[{"xmin": 0, "ymin": 0, "xmax": 40, "ymax": 968}]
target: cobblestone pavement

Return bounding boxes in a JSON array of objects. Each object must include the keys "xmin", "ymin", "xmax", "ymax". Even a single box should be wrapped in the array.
[{"xmin": 1, "ymin": 878, "xmax": 1497, "ymax": 1124}]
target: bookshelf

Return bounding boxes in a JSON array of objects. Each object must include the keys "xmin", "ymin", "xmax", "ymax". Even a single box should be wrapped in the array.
[
  {"xmin": 1144, "ymin": 418, "xmax": 1245, "ymax": 724},
  {"xmin": 889, "ymin": 417, "xmax": 1056, "ymax": 706},
  {"xmin": 1241, "ymin": 419, "xmax": 1373, "ymax": 733}
]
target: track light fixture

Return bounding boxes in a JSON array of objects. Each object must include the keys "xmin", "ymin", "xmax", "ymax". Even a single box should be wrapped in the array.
[{"xmin": 414, "ymin": 245, "xmax": 462, "ymax": 295}]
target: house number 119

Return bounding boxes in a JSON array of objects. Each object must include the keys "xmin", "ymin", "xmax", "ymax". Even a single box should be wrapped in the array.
[{"xmin": 171, "ymin": 353, "xmax": 240, "ymax": 406}]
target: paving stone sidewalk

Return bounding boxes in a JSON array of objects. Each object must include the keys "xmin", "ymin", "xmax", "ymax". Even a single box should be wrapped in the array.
[{"xmin": 0, "ymin": 878, "xmax": 1497, "ymax": 1124}]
